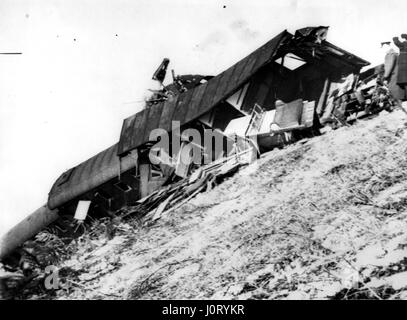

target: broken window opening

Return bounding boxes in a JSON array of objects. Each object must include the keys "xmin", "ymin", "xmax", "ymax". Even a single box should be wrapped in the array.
[
  {"xmin": 114, "ymin": 181, "xmax": 132, "ymax": 192},
  {"xmin": 275, "ymin": 53, "xmax": 307, "ymax": 71},
  {"xmin": 94, "ymin": 190, "xmax": 112, "ymax": 201},
  {"xmin": 151, "ymin": 164, "xmax": 165, "ymax": 178}
]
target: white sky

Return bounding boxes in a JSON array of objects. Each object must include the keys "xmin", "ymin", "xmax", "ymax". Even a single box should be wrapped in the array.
[{"xmin": 1, "ymin": 0, "xmax": 406, "ymax": 236}]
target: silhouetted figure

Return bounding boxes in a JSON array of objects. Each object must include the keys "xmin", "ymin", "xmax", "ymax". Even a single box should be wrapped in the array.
[
  {"xmin": 382, "ymin": 39, "xmax": 407, "ymax": 114},
  {"xmin": 393, "ymin": 35, "xmax": 407, "ymax": 90}
]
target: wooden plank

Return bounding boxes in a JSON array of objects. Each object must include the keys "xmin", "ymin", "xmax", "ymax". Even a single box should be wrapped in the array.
[
  {"xmin": 152, "ymin": 193, "xmax": 176, "ymax": 221},
  {"xmin": 159, "ymin": 184, "xmax": 206, "ymax": 219},
  {"xmin": 142, "ymin": 102, "xmax": 164, "ymax": 143},
  {"xmin": 184, "ymin": 82, "xmax": 208, "ymax": 123}
]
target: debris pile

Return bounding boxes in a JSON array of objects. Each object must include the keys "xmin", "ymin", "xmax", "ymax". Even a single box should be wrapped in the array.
[
  {"xmin": 120, "ymin": 149, "xmax": 253, "ymax": 225},
  {"xmin": 0, "ymin": 147, "xmax": 252, "ymax": 299},
  {"xmin": 320, "ymin": 72, "xmax": 396, "ymax": 127}
]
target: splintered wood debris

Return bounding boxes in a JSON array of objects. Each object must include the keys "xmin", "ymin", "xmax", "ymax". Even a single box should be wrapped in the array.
[{"xmin": 120, "ymin": 151, "xmax": 249, "ymax": 225}]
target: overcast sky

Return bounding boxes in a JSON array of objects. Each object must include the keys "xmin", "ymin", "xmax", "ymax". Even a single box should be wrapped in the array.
[{"xmin": 1, "ymin": 0, "xmax": 406, "ymax": 236}]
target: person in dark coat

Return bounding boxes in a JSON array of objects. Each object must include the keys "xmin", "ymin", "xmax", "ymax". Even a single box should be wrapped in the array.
[
  {"xmin": 393, "ymin": 35, "xmax": 407, "ymax": 87},
  {"xmin": 382, "ymin": 40, "xmax": 407, "ymax": 103}
]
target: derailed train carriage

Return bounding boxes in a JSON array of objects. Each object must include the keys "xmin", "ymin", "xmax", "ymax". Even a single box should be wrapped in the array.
[
  {"xmin": 47, "ymin": 27, "xmax": 373, "ymax": 230},
  {"xmin": 49, "ymin": 27, "xmax": 369, "ymax": 221},
  {"xmin": 0, "ymin": 26, "xmax": 375, "ymax": 260}
]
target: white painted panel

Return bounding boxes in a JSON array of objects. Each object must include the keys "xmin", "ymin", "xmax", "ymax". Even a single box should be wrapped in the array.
[
  {"xmin": 74, "ymin": 200, "xmax": 91, "ymax": 221},
  {"xmin": 223, "ymin": 115, "xmax": 251, "ymax": 136}
]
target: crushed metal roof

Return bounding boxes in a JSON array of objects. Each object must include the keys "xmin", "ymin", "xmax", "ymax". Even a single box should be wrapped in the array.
[
  {"xmin": 117, "ymin": 30, "xmax": 291, "ymax": 156},
  {"xmin": 117, "ymin": 29, "xmax": 369, "ymax": 156}
]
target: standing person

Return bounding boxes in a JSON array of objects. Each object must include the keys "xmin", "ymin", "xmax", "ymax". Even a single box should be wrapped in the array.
[
  {"xmin": 382, "ymin": 42, "xmax": 401, "ymax": 98},
  {"xmin": 393, "ymin": 35, "xmax": 407, "ymax": 98},
  {"xmin": 385, "ymin": 37, "xmax": 407, "ymax": 113}
]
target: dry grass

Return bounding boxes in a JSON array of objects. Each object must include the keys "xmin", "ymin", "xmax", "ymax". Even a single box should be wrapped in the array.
[{"xmin": 28, "ymin": 110, "xmax": 407, "ymax": 300}]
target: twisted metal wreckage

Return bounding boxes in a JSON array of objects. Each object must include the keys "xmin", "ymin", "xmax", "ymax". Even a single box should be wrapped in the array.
[{"xmin": 1, "ymin": 26, "xmax": 396, "ymax": 262}]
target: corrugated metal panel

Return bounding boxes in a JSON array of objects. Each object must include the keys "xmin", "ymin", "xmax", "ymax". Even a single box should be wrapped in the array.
[
  {"xmin": 133, "ymin": 107, "xmax": 151, "ymax": 148},
  {"xmin": 218, "ymin": 55, "xmax": 251, "ymax": 103},
  {"xmin": 48, "ymin": 143, "xmax": 138, "ymax": 209},
  {"xmin": 118, "ymin": 114, "xmax": 136, "ymax": 156},
  {"xmin": 117, "ymin": 30, "xmax": 291, "ymax": 156},
  {"xmin": 215, "ymin": 60, "xmax": 248, "ymax": 106},
  {"xmin": 172, "ymin": 89, "xmax": 194, "ymax": 126},
  {"xmin": 235, "ymin": 51, "xmax": 260, "ymax": 89},
  {"xmin": 195, "ymin": 73, "xmax": 223, "ymax": 117},
  {"xmin": 184, "ymin": 81, "xmax": 208, "ymax": 123},
  {"xmin": 158, "ymin": 96, "xmax": 179, "ymax": 132},
  {"xmin": 142, "ymin": 102, "xmax": 164, "ymax": 143},
  {"xmin": 119, "ymin": 113, "xmax": 137, "ymax": 155},
  {"xmin": 129, "ymin": 110, "xmax": 147, "ymax": 152},
  {"xmin": 209, "ymin": 68, "xmax": 233, "ymax": 106}
]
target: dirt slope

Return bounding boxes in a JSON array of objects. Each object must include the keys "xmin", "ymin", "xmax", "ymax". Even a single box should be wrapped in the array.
[{"xmin": 38, "ymin": 110, "xmax": 407, "ymax": 299}]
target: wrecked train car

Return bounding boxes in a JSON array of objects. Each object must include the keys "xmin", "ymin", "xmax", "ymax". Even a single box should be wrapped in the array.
[
  {"xmin": 6, "ymin": 29, "xmax": 361, "ymax": 243},
  {"xmin": 0, "ymin": 26, "xmax": 372, "ymax": 260},
  {"xmin": 46, "ymin": 27, "xmax": 369, "ymax": 223}
]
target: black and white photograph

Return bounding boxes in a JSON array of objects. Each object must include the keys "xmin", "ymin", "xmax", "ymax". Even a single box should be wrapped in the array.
[{"xmin": 1, "ymin": 0, "xmax": 407, "ymax": 304}]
